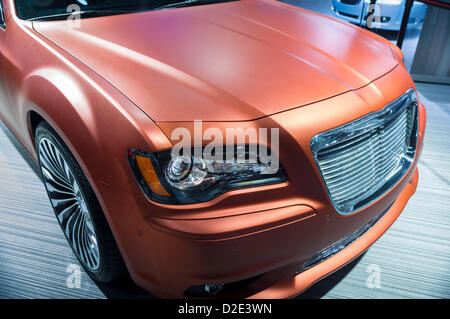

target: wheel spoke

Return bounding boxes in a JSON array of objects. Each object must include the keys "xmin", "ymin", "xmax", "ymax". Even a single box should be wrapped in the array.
[
  {"xmin": 45, "ymin": 181, "xmax": 76, "ymax": 197},
  {"xmin": 43, "ymin": 174, "xmax": 73, "ymax": 194},
  {"xmin": 56, "ymin": 201, "xmax": 78, "ymax": 223},
  {"xmin": 45, "ymin": 140, "xmax": 64, "ymax": 174},
  {"xmin": 51, "ymin": 197, "xmax": 77, "ymax": 211},
  {"xmin": 40, "ymin": 150, "xmax": 73, "ymax": 190}
]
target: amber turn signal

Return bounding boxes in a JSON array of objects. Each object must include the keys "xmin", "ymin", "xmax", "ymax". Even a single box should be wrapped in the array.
[{"xmin": 135, "ymin": 155, "xmax": 171, "ymax": 197}]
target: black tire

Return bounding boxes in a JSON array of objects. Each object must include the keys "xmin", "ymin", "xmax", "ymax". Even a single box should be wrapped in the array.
[{"xmin": 35, "ymin": 121, "xmax": 126, "ymax": 283}]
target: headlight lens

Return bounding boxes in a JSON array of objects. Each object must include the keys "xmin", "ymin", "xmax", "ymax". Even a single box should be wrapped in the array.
[{"xmin": 128, "ymin": 146, "xmax": 287, "ymax": 205}]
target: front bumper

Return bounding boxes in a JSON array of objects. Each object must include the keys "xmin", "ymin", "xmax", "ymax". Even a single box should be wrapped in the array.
[
  {"xmin": 95, "ymin": 164, "xmax": 420, "ymax": 298},
  {"xmin": 92, "ymin": 66, "xmax": 425, "ymax": 298},
  {"xmin": 252, "ymin": 168, "xmax": 419, "ymax": 298}
]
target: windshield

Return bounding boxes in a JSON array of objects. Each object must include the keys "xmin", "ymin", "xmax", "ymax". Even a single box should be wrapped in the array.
[{"xmin": 15, "ymin": 0, "xmax": 237, "ymax": 21}]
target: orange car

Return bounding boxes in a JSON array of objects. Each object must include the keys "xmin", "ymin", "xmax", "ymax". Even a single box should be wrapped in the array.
[{"xmin": 0, "ymin": 0, "xmax": 425, "ymax": 298}]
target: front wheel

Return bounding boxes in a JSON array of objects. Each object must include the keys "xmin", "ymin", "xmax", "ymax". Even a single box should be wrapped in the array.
[{"xmin": 35, "ymin": 122, "xmax": 126, "ymax": 283}]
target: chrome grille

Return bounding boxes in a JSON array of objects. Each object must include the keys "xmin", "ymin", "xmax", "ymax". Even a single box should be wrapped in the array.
[{"xmin": 311, "ymin": 89, "xmax": 418, "ymax": 215}]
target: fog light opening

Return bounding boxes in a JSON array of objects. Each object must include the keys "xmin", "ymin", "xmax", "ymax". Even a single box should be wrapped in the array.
[
  {"xmin": 184, "ymin": 274, "xmax": 265, "ymax": 297},
  {"xmin": 204, "ymin": 283, "xmax": 224, "ymax": 295}
]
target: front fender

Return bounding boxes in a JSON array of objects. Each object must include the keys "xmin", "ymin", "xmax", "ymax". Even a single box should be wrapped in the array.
[{"xmin": 20, "ymin": 65, "xmax": 171, "ymax": 194}]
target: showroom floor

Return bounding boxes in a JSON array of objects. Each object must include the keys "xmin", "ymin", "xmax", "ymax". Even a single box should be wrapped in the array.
[{"xmin": 0, "ymin": 82, "xmax": 448, "ymax": 299}]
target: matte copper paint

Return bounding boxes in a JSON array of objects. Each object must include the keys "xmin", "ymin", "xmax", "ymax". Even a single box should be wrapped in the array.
[{"xmin": 0, "ymin": 0, "xmax": 425, "ymax": 298}]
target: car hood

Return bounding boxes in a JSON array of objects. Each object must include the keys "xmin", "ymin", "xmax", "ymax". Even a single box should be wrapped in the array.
[{"xmin": 33, "ymin": 0, "xmax": 398, "ymax": 122}]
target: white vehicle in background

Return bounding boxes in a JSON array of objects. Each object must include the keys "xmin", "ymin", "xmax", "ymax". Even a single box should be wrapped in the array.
[{"xmin": 331, "ymin": 0, "xmax": 427, "ymax": 31}]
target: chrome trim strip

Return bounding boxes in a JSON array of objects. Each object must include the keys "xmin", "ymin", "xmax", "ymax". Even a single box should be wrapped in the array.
[{"xmin": 296, "ymin": 204, "xmax": 392, "ymax": 275}]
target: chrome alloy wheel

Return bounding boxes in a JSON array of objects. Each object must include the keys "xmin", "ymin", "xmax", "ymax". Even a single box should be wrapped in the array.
[{"xmin": 38, "ymin": 138, "xmax": 100, "ymax": 271}]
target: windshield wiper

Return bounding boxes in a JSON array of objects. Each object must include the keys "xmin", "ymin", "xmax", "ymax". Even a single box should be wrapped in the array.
[
  {"xmin": 151, "ymin": 0, "xmax": 234, "ymax": 11},
  {"xmin": 28, "ymin": 0, "xmax": 237, "ymax": 21},
  {"xmin": 28, "ymin": 9, "xmax": 135, "ymax": 22}
]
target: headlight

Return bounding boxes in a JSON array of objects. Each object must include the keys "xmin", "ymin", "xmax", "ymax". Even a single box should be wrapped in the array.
[{"xmin": 128, "ymin": 146, "xmax": 287, "ymax": 205}]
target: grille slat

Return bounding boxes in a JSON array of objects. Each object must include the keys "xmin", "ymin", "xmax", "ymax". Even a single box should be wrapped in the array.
[
  {"xmin": 326, "ymin": 161, "xmax": 377, "ymax": 188},
  {"xmin": 320, "ymin": 141, "xmax": 375, "ymax": 172},
  {"xmin": 328, "ymin": 165, "xmax": 377, "ymax": 193},
  {"xmin": 310, "ymin": 90, "xmax": 418, "ymax": 215},
  {"xmin": 331, "ymin": 172, "xmax": 377, "ymax": 200},
  {"xmin": 381, "ymin": 112, "xmax": 408, "ymax": 142},
  {"xmin": 325, "ymin": 154, "xmax": 378, "ymax": 187},
  {"xmin": 318, "ymin": 132, "xmax": 372, "ymax": 158},
  {"xmin": 331, "ymin": 155, "xmax": 402, "ymax": 200}
]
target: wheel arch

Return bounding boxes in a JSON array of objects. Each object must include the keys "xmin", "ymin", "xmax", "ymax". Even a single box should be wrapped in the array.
[
  {"xmin": 18, "ymin": 65, "xmax": 172, "ymax": 213},
  {"xmin": 28, "ymin": 110, "xmax": 45, "ymax": 142}
]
